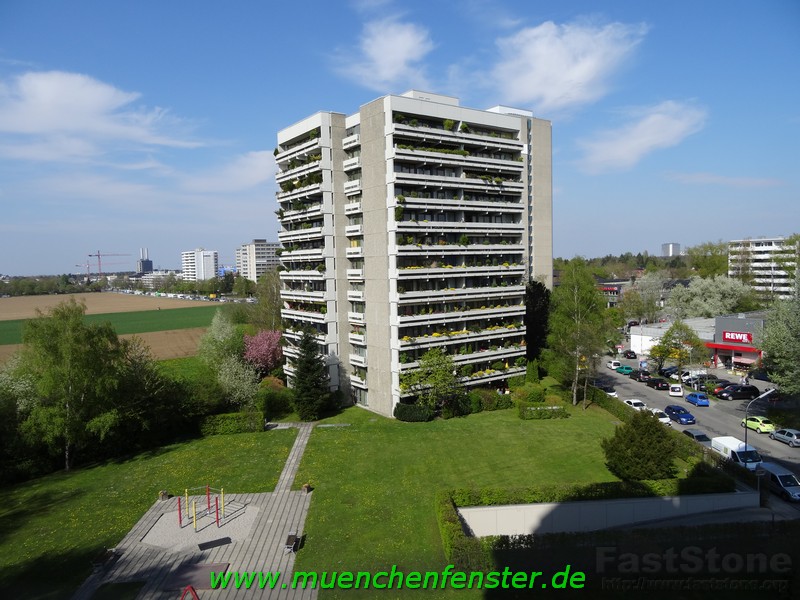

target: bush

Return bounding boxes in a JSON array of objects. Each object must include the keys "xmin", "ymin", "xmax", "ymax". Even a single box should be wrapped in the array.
[
  {"xmin": 491, "ymin": 361, "xmax": 505, "ymax": 372},
  {"xmin": 602, "ymin": 410, "xmax": 677, "ymax": 480},
  {"xmin": 507, "ymin": 375, "xmax": 525, "ymax": 389},
  {"xmin": 518, "ymin": 402, "xmax": 569, "ymax": 420},
  {"xmin": 526, "ymin": 359, "xmax": 539, "ymax": 383},
  {"xmin": 468, "ymin": 392, "xmax": 483, "ymax": 414},
  {"xmin": 394, "ymin": 403, "xmax": 434, "ymax": 422},
  {"xmin": 525, "ymin": 385, "xmax": 545, "ymax": 403},
  {"xmin": 471, "ymin": 387, "xmax": 514, "ymax": 411},
  {"xmin": 200, "ymin": 411, "xmax": 263, "ymax": 436},
  {"xmin": 256, "ymin": 377, "xmax": 294, "ymax": 420},
  {"xmin": 435, "ymin": 491, "xmax": 493, "ymax": 572}
]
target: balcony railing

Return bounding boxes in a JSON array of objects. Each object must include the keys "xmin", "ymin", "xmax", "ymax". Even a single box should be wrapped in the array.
[
  {"xmin": 344, "ymin": 180, "xmax": 362, "ymax": 194},
  {"xmin": 345, "ymin": 224, "xmax": 363, "ymax": 237},
  {"xmin": 344, "ymin": 202, "xmax": 362, "ymax": 215},
  {"xmin": 348, "ymin": 311, "xmax": 365, "ymax": 324},
  {"xmin": 347, "ymin": 268, "xmax": 364, "ymax": 280},
  {"xmin": 346, "ymin": 247, "xmax": 364, "ymax": 258}
]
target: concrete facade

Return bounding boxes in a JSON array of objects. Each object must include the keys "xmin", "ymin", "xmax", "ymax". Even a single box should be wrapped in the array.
[
  {"xmin": 275, "ymin": 91, "xmax": 553, "ymax": 417},
  {"xmin": 180, "ymin": 249, "xmax": 218, "ymax": 282},
  {"xmin": 729, "ymin": 236, "xmax": 798, "ymax": 299},
  {"xmin": 235, "ymin": 239, "xmax": 280, "ymax": 283}
]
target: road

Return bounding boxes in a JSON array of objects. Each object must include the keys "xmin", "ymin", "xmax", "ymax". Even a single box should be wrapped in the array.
[{"xmin": 597, "ymin": 355, "xmax": 800, "ymax": 514}]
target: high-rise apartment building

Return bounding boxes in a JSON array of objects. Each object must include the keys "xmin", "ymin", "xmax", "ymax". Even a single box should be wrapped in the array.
[
  {"xmin": 661, "ymin": 243, "xmax": 681, "ymax": 257},
  {"xmin": 728, "ymin": 236, "xmax": 798, "ymax": 299},
  {"xmin": 275, "ymin": 91, "xmax": 552, "ymax": 417},
  {"xmin": 181, "ymin": 248, "xmax": 219, "ymax": 282},
  {"xmin": 236, "ymin": 239, "xmax": 280, "ymax": 282}
]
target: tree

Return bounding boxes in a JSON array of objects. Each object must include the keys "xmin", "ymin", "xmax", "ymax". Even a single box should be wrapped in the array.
[
  {"xmin": 685, "ymin": 240, "xmax": 728, "ymax": 277},
  {"xmin": 234, "ymin": 274, "xmax": 256, "ymax": 298},
  {"xmin": 524, "ymin": 279, "xmax": 550, "ymax": 360},
  {"xmin": 546, "ymin": 258, "xmax": 610, "ymax": 405},
  {"xmin": 291, "ymin": 329, "xmax": 329, "ymax": 421},
  {"xmin": 243, "ymin": 330, "xmax": 283, "ymax": 375},
  {"xmin": 667, "ymin": 276, "xmax": 756, "ymax": 318},
  {"xmin": 601, "ymin": 410, "xmax": 677, "ymax": 480},
  {"xmin": 16, "ymin": 299, "xmax": 122, "ymax": 471},
  {"xmin": 198, "ymin": 310, "xmax": 245, "ymax": 366},
  {"xmin": 648, "ymin": 320, "xmax": 707, "ymax": 375},
  {"xmin": 400, "ymin": 347, "xmax": 467, "ymax": 414},
  {"xmin": 759, "ymin": 271, "xmax": 800, "ymax": 397},
  {"xmin": 217, "ymin": 356, "xmax": 260, "ymax": 409},
  {"xmin": 249, "ymin": 269, "xmax": 282, "ymax": 330}
]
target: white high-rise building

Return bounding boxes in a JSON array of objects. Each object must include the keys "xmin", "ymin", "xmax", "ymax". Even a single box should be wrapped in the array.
[
  {"xmin": 275, "ymin": 91, "xmax": 552, "ymax": 417},
  {"xmin": 235, "ymin": 239, "xmax": 280, "ymax": 283},
  {"xmin": 728, "ymin": 236, "xmax": 798, "ymax": 299},
  {"xmin": 181, "ymin": 248, "xmax": 219, "ymax": 282}
]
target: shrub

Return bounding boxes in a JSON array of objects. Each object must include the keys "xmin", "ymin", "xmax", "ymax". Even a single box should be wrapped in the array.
[
  {"xmin": 394, "ymin": 403, "xmax": 434, "ymax": 422},
  {"xmin": 507, "ymin": 375, "xmax": 525, "ymax": 389},
  {"xmin": 468, "ymin": 392, "xmax": 483, "ymax": 414},
  {"xmin": 257, "ymin": 377, "xmax": 294, "ymax": 420},
  {"xmin": 200, "ymin": 411, "xmax": 262, "ymax": 436},
  {"xmin": 435, "ymin": 491, "xmax": 493, "ymax": 572},
  {"xmin": 443, "ymin": 119, "xmax": 455, "ymax": 131},
  {"xmin": 602, "ymin": 410, "xmax": 677, "ymax": 480},
  {"xmin": 491, "ymin": 361, "xmax": 505, "ymax": 371},
  {"xmin": 525, "ymin": 385, "xmax": 545, "ymax": 403}
]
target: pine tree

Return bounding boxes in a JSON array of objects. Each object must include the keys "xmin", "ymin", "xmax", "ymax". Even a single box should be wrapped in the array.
[{"xmin": 291, "ymin": 329, "xmax": 329, "ymax": 421}]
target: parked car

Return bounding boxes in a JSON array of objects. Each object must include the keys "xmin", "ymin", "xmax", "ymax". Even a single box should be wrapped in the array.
[
  {"xmin": 622, "ymin": 350, "xmax": 637, "ymax": 359},
  {"xmin": 659, "ymin": 365, "xmax": 678, "ymax": 377},
  {"xmin": 686, "ymin": 392, "xmax": 710, "ymax": 407},
  {"xmin": 711, "ymin": 380, "xmax": 734, "ymax": 395},
  {"xmin": 623, "ymin": 399, "xmax": 647, "ymax": 411},
  {"xmin": 682, "ymin": 428, "xmax": 712, "ymax": 448},
  {"xmin": 607, "ymin": 360, "xmax": 621, "ymax": 370},
  {"xmin": 717, "ymin": 385, "xmax": 760, "ymax": 401},
  {"xmin": 770, "ymin": 429, "xmax": 800, "ymax": 448},
  {"xmin": 748, "ymin": 368, "xmax": 773, "ymax": 382},
  {"xmin": 669, "ymin": 384, "xmax": 684, "ymax": 397},
  {"xmin": 741, "ymin": 416, "xmax": 775, "ymax": 434},
  {"xmin": 616, "ymin": 365, "xmax": 634, "ymax": 375},
  {"xmin": 761, "ymin": 462, "xmax": 800, "ymax": 502},
  {"xmin": 665, "ymin": 405, "xmax": 696, "ymax": 425},
  {"xmin": 629, "ymin": 369, "xmax": 651, "ymax": 382},
  {"xmin": 595, "ymin": 384, "xmax": 618, "ymax": 398},
  {"xmin": 648, "ymin": 408, "xmax": 671, "ymax": 426},
  {"xmin": 645, "ymin": 377, "xmax": 669, "ymax": 390}
]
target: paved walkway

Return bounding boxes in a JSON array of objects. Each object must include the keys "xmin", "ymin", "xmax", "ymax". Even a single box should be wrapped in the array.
[{"xmin": 72, "ymin": 423, "xmax": 317, "ymax": 600}]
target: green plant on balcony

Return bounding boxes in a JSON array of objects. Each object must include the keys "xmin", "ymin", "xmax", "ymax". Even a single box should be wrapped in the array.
[
  {"xmin": 316, "ymin": 264, "xmax": 325, "ymax": 273},
  {"xmin": 443, "ymin": 119, "xmax": 455, "ymax": 131},
  {"xmin": 459, "ymin": 123, "xmax": 470, "ymax": 133},
  {"xmin": 493, "ymin": 177, "xmax": 503, "ymax": 184},
  {"xmin": 394, "ymin": 113, "xmax": 406, "ymax": 124},
  {"xmin": 396, "ymin": 195, "xmax": 406, "ymax": 204},
  {"xmin": 399, "ymin": 352, "xmax": 410, "ymax": 364},
  {"xmin": 394, "ymin": 206, "xmax": 404, "ymax": 221},
  {"xmin": 273, "ymin": 147, "xmax": 280, "ymax": 156},
  {"xmin": 459, "ymin": 364, "xmax": 473, "ymax": 377},
  {"xmin": 409, "ymin": 119, "xmax": 419, "ymax": 127}
]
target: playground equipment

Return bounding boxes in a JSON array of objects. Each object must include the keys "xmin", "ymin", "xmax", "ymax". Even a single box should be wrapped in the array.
[{"xmin": 177, "ymin": 485, "xmax": 226, "ymax": 531}]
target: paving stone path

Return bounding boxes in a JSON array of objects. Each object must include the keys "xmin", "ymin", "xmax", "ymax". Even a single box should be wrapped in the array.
[{"xmin": 72, "ymin": 423, "xmax": 317, "ymax": 600}]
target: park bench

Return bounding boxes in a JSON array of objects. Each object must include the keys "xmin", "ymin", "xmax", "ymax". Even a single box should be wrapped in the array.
[{"xmin": 284, "ymin": 531, "xmax": 298, "ymax": 554}]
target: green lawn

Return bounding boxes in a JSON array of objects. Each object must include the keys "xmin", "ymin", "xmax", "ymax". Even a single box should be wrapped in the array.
[
  {"xmin": 294, "ymin": 405, "xmax": 618, "ymax": 599},
  {"xmin": 0, "ymin": 429, "xmax": 297, "ymax": 599},
  {"xmin": 0, "ymin": 305, "xmax": 218, "ymax": 345}
]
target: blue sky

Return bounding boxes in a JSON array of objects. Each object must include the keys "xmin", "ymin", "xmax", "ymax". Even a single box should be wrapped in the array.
[{"xmin": 0, "ymin": 0, "xmax": 798, "ymax": 276}]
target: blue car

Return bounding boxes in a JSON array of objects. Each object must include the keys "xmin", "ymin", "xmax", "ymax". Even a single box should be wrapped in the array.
[
  {"xmin": 686, "ymin": 392, "xmax": 710, "ymax": 407},
  {"xmin": 665, "ymin": 404, "xmax": 696, "ymax": 425}
]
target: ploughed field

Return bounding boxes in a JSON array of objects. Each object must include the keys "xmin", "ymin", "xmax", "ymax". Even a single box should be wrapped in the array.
[{"xmin": 0, "ymin": 293, "xmax": 216, "ymax": 362}]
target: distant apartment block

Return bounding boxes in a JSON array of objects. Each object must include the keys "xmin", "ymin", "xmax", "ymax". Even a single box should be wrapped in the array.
[
  {"xmin": 140, "ymin": 270, "xmax": 182, "ymax": 290},
  {"xmin": 661, "ymin": 242, "xmax": 681, "ymax": 257},
  {"xmin": 275, "ymin": 90, "xmax": 552, "ymax": 418},
  {"xmin": 236, "ymin": 239, "xmax": 280, "ymax": 282},
  {"xmin": 181, "ymin": 249, "xmax": 219, "ymax": 282},
  {"xmin": 136, "ymin": 248, "xmax": 153, "ymax": 274},
  {"xmin": 728, "ymin": 236, "xmax": 798, "ymax": 299}
]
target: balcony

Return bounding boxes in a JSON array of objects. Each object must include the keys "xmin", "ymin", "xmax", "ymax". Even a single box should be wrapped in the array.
[
  {"xmin": 392, "ymin": 123, "xmax": 522, "ymax": 153},
  {"xmin": 398, "ymin": 285, "xmax": 525, "ymax": 304},
  {"xmin": 347, "ymin": 290, "xmax": 364, "ymax": 301},
  {"xmin": 342, "ymin": 133, "xmax": 360, "ymax": 149},
  {"xmin": 345, "ymin": 224, "xmax": 363, "ymax": 237},
  {"xmin": 343, "ymin": 156, "xmax": 361, "ymax": 171},
  {"xmin": 347, "ymin": 268, "xmax": 364, "ymax": 280},
  {"xmin": 397, "ymin": 305, "xmax": 525, "ymax": 326},
  {"xmin": 281, "ymin": 289, "xmax": 326, "ymax": 303},
  {"xmin": 280, "ymin": 269, "xmax": 325, "ymax": 281},
  {"xmin": 397, "ymin": 262, "xmax": 526, "ymax": 280},
  {"xmin": 281, "ymin": 247, "xmax": 325, "ymax": 260},
  {"xmin": 344, "ymin": 201, "xmax": 362, "ymax": 215},
  {"xmin": 346, "ymin": 247, "xmax": 363, "ymax": 258},
  {"xmin": 344, "ymin": 179, "xmax": 362, "ymax": 194},
  {"xmin": 277, "ymin": 182, "xmax": 323, "ymax": 202},
  {"xmin": 349, "ymin": 332, "xmax": 366, "ymax": 344},
  {"xmin": 281, "ymin": 308, "xmax": 326, "ymax": 324},
  {"xmin": 348, "ymin": 311, "xmax": 365, "ymax": 324},
  {"xmin": 349, "ymin": 354, "xmax": 367, "ymax": 368},
  {"xmin": 279, "ymin": 226, "xmax": 324, "ymax": 244},
  {"xmin": 398, "ymin": 327, "xmax": 525, "ymax": 350},
  {"xmin": 275, "ymin": 138, "xmax": 320, "ymax": 163}
]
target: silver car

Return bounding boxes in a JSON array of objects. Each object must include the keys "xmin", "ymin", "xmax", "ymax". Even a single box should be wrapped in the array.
[{"xmin": 770, "ymin": 428, "xmax": 800, "ymax": 448}]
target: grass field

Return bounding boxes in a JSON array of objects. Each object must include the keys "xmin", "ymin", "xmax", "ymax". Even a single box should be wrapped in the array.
[
  {"xmin": 0, "ymin": 429, "xmax": 298, "ymax": 599},
  {"xmin": 293, "ymin": 405, "xmax": 618, "ymax": 599},
  {"xmin": 0, "ymin": 305, "xmax": 218, "ymax": 345}
]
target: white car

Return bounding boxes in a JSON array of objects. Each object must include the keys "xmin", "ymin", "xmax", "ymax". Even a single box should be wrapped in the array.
[
  {"xmin": 669, "ymin": 384, "xmax": 684, "ymax": 397},
  {"xmin": 648, "ymin": 408, "xmax": 672, "ymax": 426},
  {"xmin": 607, "ymin": 360, "xmax": 621, "ymax": 370},
  {"xmin": 623, "ymin": 399, "xmax": 647, "ymax": 411}
]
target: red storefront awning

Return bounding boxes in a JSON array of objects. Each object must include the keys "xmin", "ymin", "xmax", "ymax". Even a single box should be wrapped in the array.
[{"xmin": 705, "ymin": 342, "xmax": 762, "ymax": 354}]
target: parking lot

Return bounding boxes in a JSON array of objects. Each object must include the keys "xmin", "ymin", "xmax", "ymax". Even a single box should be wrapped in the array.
[{"xmin": 597, "ymin": 354, "xmax": 800, "ymax": 513}]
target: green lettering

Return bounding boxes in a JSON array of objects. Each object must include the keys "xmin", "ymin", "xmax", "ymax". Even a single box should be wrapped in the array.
[
  {"xmin": 292, "ymin": 571, "xmax": 317, "ymax": 589},
  {"xmin": 467, "ymin": 571, "xmax": 484, "ymax": 589},
  {"xmin": 336, "ymin": 572, "xmax": 353, "ymax": 589},
  {"xmin": 451, "ymin": 571, "xmax": 467, "ymax": 589},
  {"xmin": 405, "ymin": 571, "xmax": 421, "ymax": 589},
  {"xmin": 354, "ymin": 571, "xmax": 371, "ymax": 589},
  {"xmin": 569, "ymin": 571, "xmax": 585, "ymax": 589},
  {"xmin": 373, "ymin": 571, "xmax": 387, "ymax": 589},
  {"xmin": 511, "ymin": 571, "xmax": 527, "ymax": 589}
]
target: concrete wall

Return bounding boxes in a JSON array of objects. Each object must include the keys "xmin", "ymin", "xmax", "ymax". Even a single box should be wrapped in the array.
[
  {"xmin": 459, "ymin": 491, "xmax": 760, "ymax": 537},
  {"xmin": 529, "ymin": 117, "xmax": 553, "ymax": 288}
]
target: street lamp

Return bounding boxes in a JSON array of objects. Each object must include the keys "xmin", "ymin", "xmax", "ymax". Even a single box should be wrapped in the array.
[{"xmin": 743, "ymin": 389, "xmax": 777, "ymax": 452}]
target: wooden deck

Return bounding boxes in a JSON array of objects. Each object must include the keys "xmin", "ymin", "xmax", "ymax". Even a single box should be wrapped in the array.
[{"xmin": 72, "ymin": 423, "xmax": 317, "ymax": 600}]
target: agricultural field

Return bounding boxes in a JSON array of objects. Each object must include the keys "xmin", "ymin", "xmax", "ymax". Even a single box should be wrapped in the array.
[{"xmin": 0, "ymin": 293, "xmax": 218, "ymax": 363}]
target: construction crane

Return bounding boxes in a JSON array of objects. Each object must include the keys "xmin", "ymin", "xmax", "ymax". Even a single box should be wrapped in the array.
[{"xmin": 88, "ymin": 251, "xmax": 131, "ymax": 278}]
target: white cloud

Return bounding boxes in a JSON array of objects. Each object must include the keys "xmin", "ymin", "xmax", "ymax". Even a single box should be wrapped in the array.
[
  {"xmin": 577, "ymin": 101, "xmax": 707, "ymax": 173},
  {"xmin": 337, "ymin": 18, "xmax": 434, "ymax": 92},
  {"xmin": 490, "ymin": 20, "xmax": 648, "ymax": 114},
  {"xmin": 0, "ymin": 70, "xmax": 202, "ymax": 164},
  {"xmin": 666, "ymin": 172, "xmax": 784, "ymax": 187},
  {"xmin": 182, "ymin": 151, "xmax": 277, "ymax": 194}
]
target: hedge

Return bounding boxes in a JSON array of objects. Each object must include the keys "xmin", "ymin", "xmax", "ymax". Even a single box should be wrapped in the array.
[
  {"xmin": 200, "ymin": 411, "xmax": 263, "ymax": 436},
  {"xmin": 393, "ymin": 403, "xmax": 434, "ymax": 422},
  {"xmin": 469, "ymin": 388, "xmax": 514, "ymax": 412},
  {"xmin": 434, "ymin": 490, "xmax": 494, "ymax": 572},
  {"xmin": 517, "ymin": 402, "xmax": 569, "ymax": 420}
]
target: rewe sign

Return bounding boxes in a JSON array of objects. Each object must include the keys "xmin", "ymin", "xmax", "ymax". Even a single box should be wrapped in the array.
[{"xmin": 722, "ymin": 331, "xmax": 753, "ymax": 344}]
